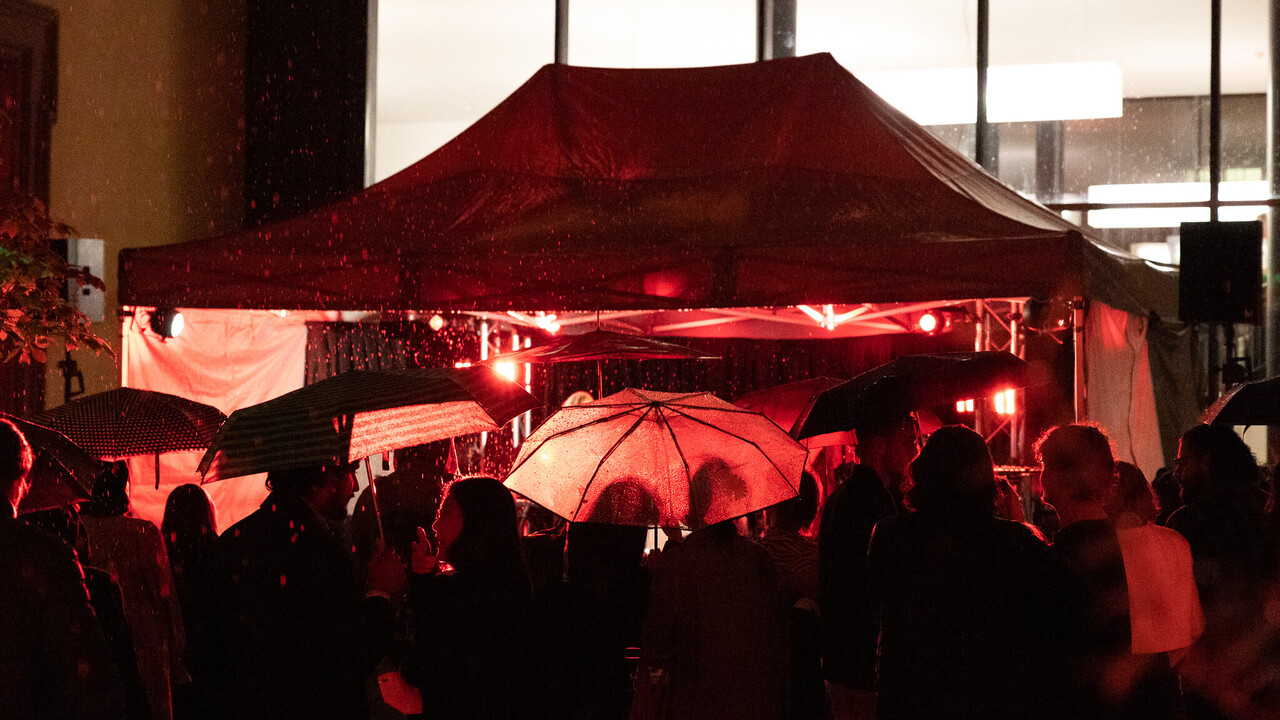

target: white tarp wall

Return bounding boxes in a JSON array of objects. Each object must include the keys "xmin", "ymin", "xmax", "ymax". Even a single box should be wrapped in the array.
[
  {"xmin": 1085, "ymin": 301, "xmax": 1166, "ymax": 480},
  {"xmin": 123, "ymin": 309, "xmax": 308, "ymax": 530}
]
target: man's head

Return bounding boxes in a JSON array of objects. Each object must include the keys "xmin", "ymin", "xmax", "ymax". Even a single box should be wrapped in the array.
[
  {"xmin": 0, "ymin": 419, "xmax": 34, "ymax": 516},
  {"xmin": 853, "ymin": 412, "xmax": 921, "ymax": 485},
  {"xmin": 267, "ymin": 462, "xmax": 359, "ymax": 521},
  {"xmin": 907, "ymin": 425, "xmax": 998, "ymax": 515},
  {"xmin": 1176, "ymin": 423, "xmax": 1258, "ymax": 504},
  {"xmin": 1035, "ymin": 423, "xmax": 1115, "ymax": 509}
]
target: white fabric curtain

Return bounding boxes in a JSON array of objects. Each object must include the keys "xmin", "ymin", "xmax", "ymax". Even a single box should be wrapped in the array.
[
  {"xmin": 1084, "ymin": 301, "xmax": 1166, "ymax": 480},
  {"xmin": 123, "ymin": 309, "xmax": 308, "ymax": 530}
]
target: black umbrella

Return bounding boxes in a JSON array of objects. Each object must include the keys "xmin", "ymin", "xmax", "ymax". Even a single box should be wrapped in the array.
[
  {"xmin": 1201, "ymin": 375, "xmax": 1280, "ymax": 426},
  {"xmin": 793, "ymin": 351, "xmax": 1045, "ymax": 440},
  {"xmin": 35, "ymin": 387, "xmax": 227, "ymax": 459},
  {"xmin": 0, "ymin": 412, "xmax": 106, "ymax": 514}
]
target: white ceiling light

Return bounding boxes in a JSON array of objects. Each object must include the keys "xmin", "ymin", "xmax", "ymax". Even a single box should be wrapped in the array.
[
  {"xmin": 858, "ymin": 62, "xmax": 1123, "ymax": 126},
  {"xmin": 1086, "ymin": 181, "xmax": 1268, "ymax": 229}
]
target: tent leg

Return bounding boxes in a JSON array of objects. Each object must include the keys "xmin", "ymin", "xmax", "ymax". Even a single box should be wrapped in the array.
[{"xmin": 1073, "ymin": 298, "xmax": 1087, "ymax": 421}]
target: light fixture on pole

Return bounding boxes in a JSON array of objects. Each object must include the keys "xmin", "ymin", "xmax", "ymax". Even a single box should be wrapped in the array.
[{"xmin": 149, "ymin": 308, "xmax": 184, "ymax": 339}]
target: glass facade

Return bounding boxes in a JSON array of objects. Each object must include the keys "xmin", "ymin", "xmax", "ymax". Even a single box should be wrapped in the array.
[{"xmin": 374, "ymin": 0, "xmax": 1271, "ymax": 263}]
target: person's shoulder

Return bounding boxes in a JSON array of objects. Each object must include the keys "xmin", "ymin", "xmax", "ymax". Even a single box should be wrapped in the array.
[
  {"xmin": 1143, "ymin": 523, "xmax": 1194, "ymax": 552},
  {"xmin": 1, "ymin": 519, "xmax": 77, "ymax": 561}
]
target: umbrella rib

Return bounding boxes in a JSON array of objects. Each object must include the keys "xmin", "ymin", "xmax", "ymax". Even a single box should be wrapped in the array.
[
  {"xmin": 662, "ymin": 405, "xmax": 802, "ymax": 494},
  {"xmin": 569, "ymin": 404, "xmax": 657, "ymax": 523},
  {"xmin": 505, "ymin": 405, "xmax": 650, "ymax": 478},
  {"xmin": 656, "ymin": 405, "xmax": 695, "ymax": 525}
]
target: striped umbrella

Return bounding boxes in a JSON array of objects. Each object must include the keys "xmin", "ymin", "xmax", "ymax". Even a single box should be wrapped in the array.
[{"xmin": 198, "ymin": 366, "xmax": 541, "ymax": 481}]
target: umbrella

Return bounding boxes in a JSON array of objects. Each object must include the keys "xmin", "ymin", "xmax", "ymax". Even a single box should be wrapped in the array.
[
  {"xmin": 35, "ymin": 387, "xmax": 227, "ymax": 488},
  {"xmin": 733, "ymin": 377, "xmax": 853, "ymax": 448},
  {"xmin": 36, "ymin": 387, "xmax": 227, "ymax": 459},
  {"xmin": 0, "ymin": 412, "xmax": 106, "ymax": 514},
  {"xmin": 504, "ymin": 388, "xmax": 806, "ymax": 529},
  {"xmin": 199, "ymin": 365, "xmax": 541, "ymax": 481},
  {"xmin": 489, "ymin": 329, "xmax": 719, "ymax": 398},
  {"xmin": 794, "ymin": 351, "xmax": 1044, "ymax": 440},
  {"xmin": 1201, "ymin": 375, "xmax": 1280, "ymax": 426}
]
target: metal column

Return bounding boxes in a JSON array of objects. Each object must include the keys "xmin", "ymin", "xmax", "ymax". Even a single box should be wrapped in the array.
[
  {"xmin": 1265, "ymin": 0, "xmax": 1280, "ymax": 379},
  {"xmin": 757, "ymin": 0, "xmax": 796, "ymax": 61}
]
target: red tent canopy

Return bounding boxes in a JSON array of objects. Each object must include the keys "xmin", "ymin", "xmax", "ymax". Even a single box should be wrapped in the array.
[{"xmin": 119, "ymin": 53, "xmax": 1176, "ymax": 317}]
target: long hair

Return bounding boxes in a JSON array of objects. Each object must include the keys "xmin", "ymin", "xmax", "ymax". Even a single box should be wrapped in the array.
[
  {"xmin": 1179, "ymin": 424, "xmax": 1259, "ymax": 499},
  {"xmin": 907, "ymin": 425, "xmax": 997, "ymax": 516},
  {"xmin": 441, "ymin": 476, "xmax": 531, "ymax": 593},
  {"xmin": 162, "ymin": 483, "xmax": 218, "ymax": 555}
]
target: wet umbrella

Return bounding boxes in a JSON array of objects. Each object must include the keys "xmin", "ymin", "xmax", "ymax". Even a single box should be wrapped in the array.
[
  {"xmin": 793, "ymin": 351, "xmax": 1044, "ymax": 440},
  {"xmin": 198, "ymin": 365, "xmax": 541, "ymax": 481},
  {"xmin": 504, "ymin": 388, "xmax": 806, "ymax": 529},
  {"xmin": 1201, "ymin": 375, "xmax": 1280, "ymax": 426},
  {"xmin": 0, "ymin": 412, "xmax": 107, "ymax": 514},
  {"xmin": 36, "ymin": 387, "xmax": 227, "ymax": 459},
  {"xmin": 488, "ymin": 329, "xmax": 719, "ymax": 398},
  {"xmin": 35, "ymin": 387, "xmax": 227, "ymax": 488},
  {"xmin": 733, "ymin": 377, "xmax": 853, "ymax": 448}
]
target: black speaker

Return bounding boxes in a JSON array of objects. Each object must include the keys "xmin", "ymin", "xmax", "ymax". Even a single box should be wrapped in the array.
[{"xmin": 1178, "ymin": 220, "xmax": 1263, "ymax": 324}]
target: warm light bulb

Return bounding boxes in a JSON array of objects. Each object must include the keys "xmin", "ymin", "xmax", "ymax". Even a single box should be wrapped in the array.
[{"xmin": 917, "ymin": 312, "xmax": 939, "ymax": 333}]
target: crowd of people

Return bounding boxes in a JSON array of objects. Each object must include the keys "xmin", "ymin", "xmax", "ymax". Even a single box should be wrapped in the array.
[{"xmin": 3, "ymin": 407, "xmax": 1280, "ymax": 720}]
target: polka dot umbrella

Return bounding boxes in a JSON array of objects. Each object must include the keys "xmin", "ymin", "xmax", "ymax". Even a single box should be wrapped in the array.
[{"xmin": 34, "ymin": 387, "xmax": 227, "ymax": 488}]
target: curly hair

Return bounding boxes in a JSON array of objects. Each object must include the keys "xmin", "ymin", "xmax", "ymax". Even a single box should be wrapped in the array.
[{"xmin": 1034, "ymin": 423, "xmax": 1116, "ymax": 503}]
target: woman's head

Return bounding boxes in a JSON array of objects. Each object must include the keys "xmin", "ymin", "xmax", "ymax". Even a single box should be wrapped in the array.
[
  {"xmin": 1106, "ymin": 461, "xmax": 1158, "ymax": 526},
  {"xmin": 162, "ymin": 483, "xmax": 218, "ymax": 547},
  {"xmin": 907, "ymin": 425, "xmax": 997, "ymax": 515},
  {"xmin": 435, "ymin": 476, "xmax": 526, "ymax": 581}
]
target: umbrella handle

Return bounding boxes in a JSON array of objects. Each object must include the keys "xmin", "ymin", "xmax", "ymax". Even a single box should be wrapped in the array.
[{"xmin": 363, "ymin": 456, "xmax": 385, "ymax": 543}]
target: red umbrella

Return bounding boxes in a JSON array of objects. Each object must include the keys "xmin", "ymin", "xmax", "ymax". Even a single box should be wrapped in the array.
[
  {"xmin": 489, "ymin": 329, "xmax": 718, "ymax": 398},
  {"xmin": 504, "ymin": 388, "xmax": 805, "ymax": 529}
]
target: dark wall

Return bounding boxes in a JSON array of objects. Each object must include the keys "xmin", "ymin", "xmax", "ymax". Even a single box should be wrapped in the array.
[{"xmin": 244, "ymin": 0, "xmax": 367, "ymax": 226}]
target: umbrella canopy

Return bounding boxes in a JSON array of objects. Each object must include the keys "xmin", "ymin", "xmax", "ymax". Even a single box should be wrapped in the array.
[
  {"xmin": 490, "ymin": 329, "xmax": 719, "ymax": 364},
  {"xmin": 794, "ymin": 351, "xmax": 1044, "ymax": 440},
  {"xmin": 504, "ymin": 388, "xmax": 806, "ymax": 529},
  {"xmin": 35, "ymin": 387, "xmax": 227, "ymax": 459},
  {"xmin": 733, "ymin": 377, "xmax": 853, "ymax": 448},
  {"xmin": 0, "ymin": 413, "xmax": 106, "ymax": 514},
  {"xmin": 199, "ymin": 366, "xmax": 541, "ymax": 481},
  {"xmin": 1201, "ymin": 375, "xmax": 1280, "ymax": 426}
]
